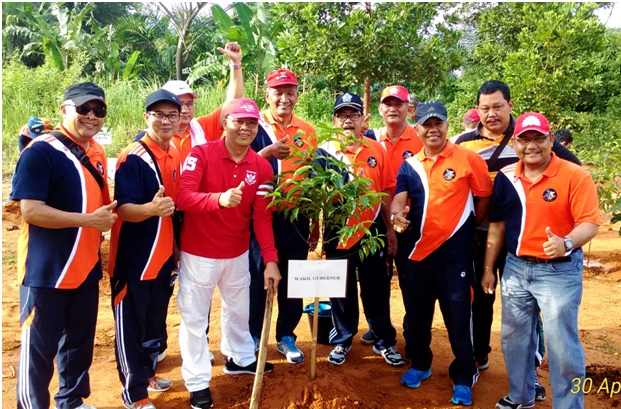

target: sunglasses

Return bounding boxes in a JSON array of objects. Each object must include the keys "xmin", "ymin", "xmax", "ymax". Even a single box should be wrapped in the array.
[{"xmin": 65, "ymin": 103, "xmax": 107, "ymax": 118}]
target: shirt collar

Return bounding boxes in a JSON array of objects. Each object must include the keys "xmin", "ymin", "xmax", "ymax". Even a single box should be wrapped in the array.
[
  {"xmin": 263, "ymin": 109, "xmax": 302, "ymax": 130},
  {"xmin": 416, "ymin": 139, "xmax": 455, "ymax": 161},
  {"xmin": 141, "ymin": 133, "xmax": 171, "ymax": 159},
  {"xmin": 217, "ymin": 137, "xmax": 250, "ymax": 163},
  {"xmin": 515, "ymin": 151, "xmax": 559, "ymax": 179}
]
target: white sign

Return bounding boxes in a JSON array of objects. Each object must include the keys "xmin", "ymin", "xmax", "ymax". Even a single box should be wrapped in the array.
[
  {"xmin": 94, "ymin": 127, "xmax": 112, "ymax": 145},
  {"xmin": 288, "ymin": 260, "xmax": 348, "ymax": 298}
]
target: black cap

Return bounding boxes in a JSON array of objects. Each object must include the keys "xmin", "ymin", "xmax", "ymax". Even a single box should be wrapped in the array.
[
  {"xmin": 415, "ymin": 100, "xmax": 448, "ymax": 124},
  {"xmin": 334, "ymin": 92, "xmax": 363, "ymax": 113},
  {"xmin": 145, "ymin": 89, "xmax": 181, "ymax": 112},
  {"xmin": 63, "ymin": 82, "xmax": 106, "ymax": 107}
]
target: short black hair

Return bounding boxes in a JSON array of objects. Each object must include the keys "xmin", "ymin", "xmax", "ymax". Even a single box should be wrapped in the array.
[
  {"xmin": 477, "ymin": 80, "xmax": 511, "ymax": 104},
  {"xmin": 554, "ymin": 129, "xmax": 573, "ymax": 144}
]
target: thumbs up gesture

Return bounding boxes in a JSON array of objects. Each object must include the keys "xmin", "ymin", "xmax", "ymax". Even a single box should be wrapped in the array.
[
  {"xmin": 392, "ymin": 205, "xmax": 411, "ymax": 234},
  {"xmin": 89, "ymin": 200, "xmax": 118, "ymax": 232},
  {"xmin": 151, "ymin": 185, "xmax": 176, "ymax": 217},
  {"xmin": 270, "ymin": 135, "xmax": 291, "ymax": 160},
  {"xmin": 543, "ymin": 226, "xmax": 565, "ymax": 257},
  {"xmin": 219, "ymin": 181, "xmax": 245, "ymax": 208}
]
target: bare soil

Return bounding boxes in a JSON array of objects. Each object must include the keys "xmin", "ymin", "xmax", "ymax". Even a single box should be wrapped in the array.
[{"xmin": 3, "ymin": 180, "xmax": 621, "ymax": 408}]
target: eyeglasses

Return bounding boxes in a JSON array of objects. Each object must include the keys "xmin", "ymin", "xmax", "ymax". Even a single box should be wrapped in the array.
[
  {"xmin": 65, "ymin": 103, "xmax": 107, "ymax": 118},
  {"xmin": 514, "ymin": 135, "xmax": 550, "ymax": 145},
  {"xmin": 180, "ymin": 101, "xmax": 195, "ymax": 109},
  {"xmin": 334, "ymin": 112, "xmax": 362, "ymax": 122},
  {"xmin": 228, "ymin": 118, "xmax": 259, "ymax": 128},
  {"xmin": 148, "ymin": 111, "xmax": 180, "ymax": 123}
]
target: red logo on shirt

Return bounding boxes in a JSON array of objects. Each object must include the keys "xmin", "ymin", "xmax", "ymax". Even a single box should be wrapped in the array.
[
  {"xmin": 245, "ymin": 170, "xmax": 257, "ymax": 185},
  {"xmin": 443, "ymin": 168, "xmax": 456, "ymax": 181},
  {"xmin": 543, "ymin": 188, "xmax": 557, "ymax": 202}
]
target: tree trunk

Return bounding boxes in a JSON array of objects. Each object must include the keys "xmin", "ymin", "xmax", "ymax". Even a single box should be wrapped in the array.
[
  {"xmin": 364, "ymin": 76, "xmax": 371, "ymax": 117},
  {"xmin": 176, "ymin": 35, "xmax": 184, "ymax": 80}
]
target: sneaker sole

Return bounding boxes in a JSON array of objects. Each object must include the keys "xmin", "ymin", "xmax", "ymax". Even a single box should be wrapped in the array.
[
  {"xmin": 223, "ymin": 366, "xmax": 273, "ymax": 375},
  {"xmin": 147, "ymin": 384, "xmax": 171, "ymax": 392},
  {"xmin": 372, "ymin": 346, "xmax": 405, "ymax": 366},
  {"xmin": 360, "ymin": 337, "xmax": 376, "ymax": 345},
  {"xmin": 477, "ymin": 362, "xmax": 490, "ymax": 370},
  {"xmin": 191, "ymin": 404, "xmax": 214, "ymax": 409},
  {"xmin": 277, "ymin": 346, "xmax": 304, "ymax": 364},
  {"xmin": 535, "ymin": 394, "xmax": 546, "ymax": 402},
  {"xmin": 327, "ymin": 357, "xmax": 346, "ymax": 366},
  {"xmin": 451, "ymin": 397, "xmax": 472, "ymax": 406},
  {"xmin": 401, "ymin": 369, "xmax": 431, "ymax": 388}
]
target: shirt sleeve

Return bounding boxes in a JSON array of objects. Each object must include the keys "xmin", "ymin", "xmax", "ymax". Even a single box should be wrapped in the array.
[
  {"xmin": 379, "ymin": 145, "xmax": 396, "ymax": 191},
  {"xmin": 114, "ymin": 154, "xmax": 150, "ymax": 208},
  {"xmin": 176, "ymin": 145, "xmax": 222, "ymax": 213},
  {"xmin": 488, "ymin": 173, "xmax": 507, "ymax": 222},
  {"xmin": 468, "ymin": 152, "xmax": 494, "ymax": 197},
  {"xmin": 252, "ymin": 161, "xmax": 278, "ymax": 264},
  {"xmin": 395, "ymin": 161, "xmax": 412, "ymax": 196},
  {"xmin": 569, "ymin": 168, "xmax": 600, "ymax": 225},
  {"xmin": 196, "ymin": 106, "xmax": 224, "ymax": 142},
  {"xmin": 11, "ymin": 144, "xmax": 52, "ymax": 201}
]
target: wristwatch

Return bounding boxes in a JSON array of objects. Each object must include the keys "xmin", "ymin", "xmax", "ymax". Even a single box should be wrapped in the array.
[{"xmin": 563, "ymin": 237, "xmax": 574, "ymax": 252}]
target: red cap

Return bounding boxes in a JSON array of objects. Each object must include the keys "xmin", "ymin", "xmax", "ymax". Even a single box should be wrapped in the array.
[
  {"xmin": 514, "ymin": 112, "xmax": 551, "ymax": 137},
  {"xmin": 266, "ymin": 69, "xmax": 298, "ymax": 88},
  {"xmin": 463, "ymin": 109, "xmax": 480, "ymax": 123},
  {"xmin": 380, "ymin": 85, "xmax": 409, "ymax": 103},
  {"xmin": 225, "ymin": 98, "xmax": 260, "ymax": 120}
]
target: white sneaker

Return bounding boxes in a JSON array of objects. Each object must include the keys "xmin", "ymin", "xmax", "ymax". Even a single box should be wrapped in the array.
[{"xmin": 157, "ymin": 351, "xmax": 166, "ymax": 363}]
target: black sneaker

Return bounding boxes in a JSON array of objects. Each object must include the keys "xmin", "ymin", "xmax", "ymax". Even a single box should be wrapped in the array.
[
  {"xmin": 495, "ymin": 395, "xmax": 535, "ymax": 409},
  {"xmin": 534, "ymin": 369, "xmax": 546, "ymax": 401},
  {"xmin": 360, "ymin": 330, "xmax": 378, "ymax": 345},
  {"xmin": 190, "ymin": 387, "xmax": 213, "ymax": 409},
  {"xmin": 223, "ymin": 357, "xmax": 274, "ymax": 375}
]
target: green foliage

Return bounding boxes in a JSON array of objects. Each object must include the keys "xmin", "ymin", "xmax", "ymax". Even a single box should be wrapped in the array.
[{"xmin": 267, "ymin": 123, "xmax": 386, "ymax": 260}]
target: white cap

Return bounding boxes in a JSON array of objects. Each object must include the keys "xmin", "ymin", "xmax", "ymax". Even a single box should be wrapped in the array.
[{"xmin": 162, "ymin": 80, "xmax": 200, "ymax": 99}]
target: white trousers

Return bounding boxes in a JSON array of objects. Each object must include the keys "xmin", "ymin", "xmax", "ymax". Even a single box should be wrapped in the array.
[{"xmin": 177, "ymin": 250, "xmax": 255, "ymax": 392}]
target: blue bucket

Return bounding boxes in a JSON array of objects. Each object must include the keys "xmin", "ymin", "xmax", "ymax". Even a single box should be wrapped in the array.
[{"xmin": 304, "ymin": 301, "xmax": 333, "ymax": 345}]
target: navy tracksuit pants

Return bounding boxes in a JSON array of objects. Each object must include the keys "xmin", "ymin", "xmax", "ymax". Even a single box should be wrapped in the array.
[
  {"xmin": 111, "ymin": 260, "xmax": 173, "ymax": 404},
  {"xmin": 325, "ymin": 220, "xmax": 396, "ymax": 349},
  {"xmin": 17, "ymin": 283, "xmax": 98, "ymax": 409},
  {"xmin": 396, "ymin": 254, "xmax": 478, "ymax": 387}
]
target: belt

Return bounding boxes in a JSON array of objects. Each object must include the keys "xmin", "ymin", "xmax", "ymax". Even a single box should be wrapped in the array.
[{"xmin": 520, "ymin": 256, "xmax": 571, "ymax": 264}]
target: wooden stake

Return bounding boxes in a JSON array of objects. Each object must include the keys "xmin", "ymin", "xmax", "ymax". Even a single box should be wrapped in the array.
[
  {"xmin": 250, "ymin": 279, "xmax": 274, "ymax": 409},
  {"xmin": 310, "ymin": 297, "xmax": 319, "ymax": 380}
]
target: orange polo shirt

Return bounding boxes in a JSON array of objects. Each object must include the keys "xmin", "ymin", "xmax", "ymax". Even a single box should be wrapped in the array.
[{"xmin": 377, "ymin": 125, "xmax": 423, "ymax": 179}]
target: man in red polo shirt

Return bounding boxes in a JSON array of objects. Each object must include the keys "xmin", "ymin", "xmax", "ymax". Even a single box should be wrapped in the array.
[
  {"xmin": 481, "ymin": 112, "xmax": 599, "ymax": 409},
  {"xmin": 176, "ymin": 98, "xmax": 281, "ymax": 409},
  {"xmin": 163, "ymin": 41, "xmax": 244, "ymax": 164},
  {"xmin": 391, "ymin": 100, "xmax": 493, "ymax": 406}
]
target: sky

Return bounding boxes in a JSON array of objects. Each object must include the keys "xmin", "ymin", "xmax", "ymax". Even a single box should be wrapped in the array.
[{"xmin": 595, "ymin": 2, "xmax": 621, "ymax": 28}]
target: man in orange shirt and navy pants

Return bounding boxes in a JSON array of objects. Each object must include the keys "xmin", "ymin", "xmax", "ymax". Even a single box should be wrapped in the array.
[
  {"xmin": 391, "ymin": 100, "xmax": 493, "ymax": 406},
  {"xmin": 318, "ymin": 92, "xmax": 403, "ymax": 367},
  {"xmin": 109, "ymin": 89, "xmax": 182, "ymax": 409},
  {"xmin": 12, "ymin": 82, "xmax": 117, "ymax": 409},
  {"xmin": 481, "ymin": 112, "xmax": 599, "ymax": 409}
]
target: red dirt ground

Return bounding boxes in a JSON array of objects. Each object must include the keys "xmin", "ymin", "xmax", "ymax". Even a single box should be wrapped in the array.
[{"xmin": 3, "ymin": 185, "xmax": 621, "ymax": 408}]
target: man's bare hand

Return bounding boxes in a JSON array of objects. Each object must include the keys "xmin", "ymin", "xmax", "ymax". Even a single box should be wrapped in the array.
[
  {"xmin": 217, "ymin": 41, "xmax": 242, "ymax": 64},
  {"xmin": 151, "ymin": 185, "xmax": 175, "ymax": 217},
  {"xmin": 88, "ymin": 200, "xmax": 118, "ymax": 232},
  {"xmin": 270, "ymin": 136, "xmax": 291, "ymax": 160},
  {"xmin": 392, "ymin": 205, "xmax": 410, "ymax": 233},
  {"xmin": 219, "ymin": 181, "xmax": 245, "ymax": 208},
  {"xmin": 264, "ymin": 261, "xmax": 281, "ymax": 295}
]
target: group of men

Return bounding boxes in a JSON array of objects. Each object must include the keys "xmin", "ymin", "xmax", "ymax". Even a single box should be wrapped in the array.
[{"xmin": 12, "ymin": 35, "xmax": 598, "ymax": 409}]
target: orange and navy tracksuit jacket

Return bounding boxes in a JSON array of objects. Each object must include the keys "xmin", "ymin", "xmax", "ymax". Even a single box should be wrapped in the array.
[
  {"xmin": 395, "ymin": 141, "xmax": 493, "ymax": 262},
  {"xmin": 12, "ymin": 125, "xmax": 110, "ymax": 288},
  {"xmin": 108, "ymin": 134, "xmax": 180, "ymax": 282}
]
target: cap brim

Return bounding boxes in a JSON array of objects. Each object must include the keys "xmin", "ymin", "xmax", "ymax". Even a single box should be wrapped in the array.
[
  {"xmin": 227, "ymin": 112, "xmax": 260, "ymax": 120},
  {"xmin": 266, "ymin": 81, "xmax": 298, "ymax": 88},
  {"xmin": 334, "ymin": 103, "xmax": 363, "ymax": 113},
  {"xmin": 381, "ymin": 96, "xmax": 409, "ymax": 103},
  {"xmin": 416, "ymin": 113, "xmax": 447, "ymax": 125},
  {"xmin": 146, "ymin": 99, "xmax": 181, "ymax": 112},
  {"xmin": 68, "ymin": 95, "xmax": 107, "ymax": 107},
  {"xmin": 514, "ymin": 127, "xmax": 549, "ymax": 138}
]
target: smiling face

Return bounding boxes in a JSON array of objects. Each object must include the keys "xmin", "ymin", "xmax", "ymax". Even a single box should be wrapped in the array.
[
  {"xmin": 379, "ymin": 97, "xmax": 409, "ymax": 126},
  {"xmin": 416, "ymin": 117, "xmax": 448, "ymax": 153},
  {"xmin": 61, "ymin": 101, "xmax": 105, "ymax": 143},
  {"xmin": 265, "ymin": 85, "xmax": 299, "ymax": 119},
  {"xmin": 224, "ymin": 116, "xmax": 259, "ymax": 149},
  {"xmin": 477, "ymin": 90, "xmax": 514, "ymax": 136},
  {"xmin": 513, "ymin": 130, "xmax": 554, "ymax": 169},
  {"xmin": 144, "ymin": 102, "xmax": 180, "ymax": 147}
]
